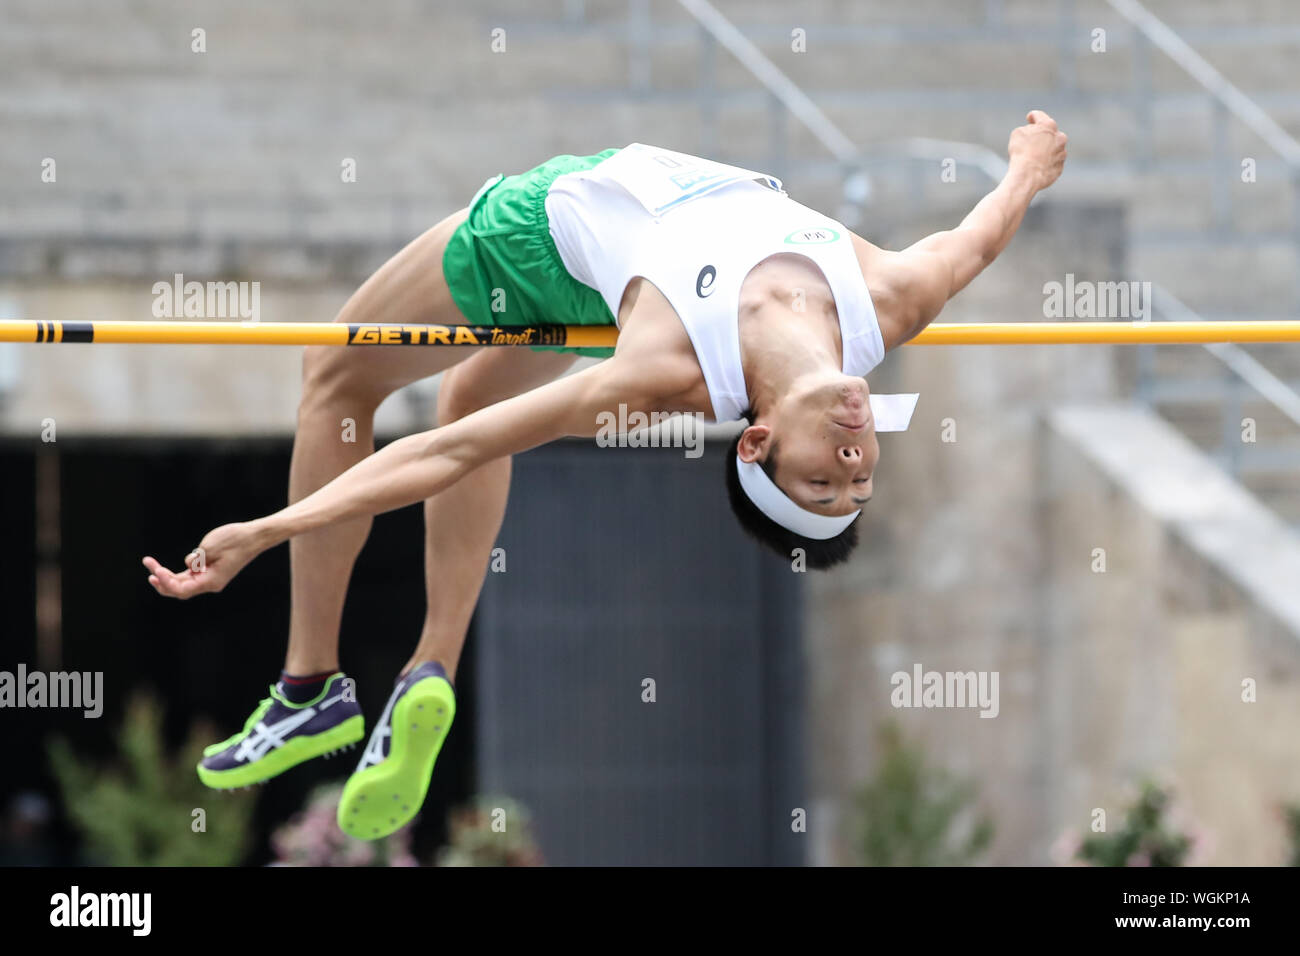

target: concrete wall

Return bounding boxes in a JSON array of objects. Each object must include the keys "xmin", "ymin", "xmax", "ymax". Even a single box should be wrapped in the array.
[
  {"xmin": 0, "ymin": 281, "xmax": 346, "ymax": 436},
  {"xmin": 7, "ymin": 0, "xmax": 1300, "ymax": 441},
  {"xmin": 806, "ymin": 202, "xmax": 1300, "ymax": 865},
  {"xmin": 1043, "ymin": 404, "xmax": 1300, "ymax": 866},
  {"xmin": 7, "ymin": 1, "xmax": 1300, "ymax": 866}
]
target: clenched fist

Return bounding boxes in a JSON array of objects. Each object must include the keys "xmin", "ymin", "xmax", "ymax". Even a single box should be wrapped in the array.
[{"xmin": 1009, "ymin": 109, "xmax": 1068, "ymax": 192}]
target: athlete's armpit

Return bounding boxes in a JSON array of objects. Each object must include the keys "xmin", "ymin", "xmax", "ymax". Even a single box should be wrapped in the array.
[{"xmin": 862, "ymin": 247, "xmax": 954, "ymax": 352}]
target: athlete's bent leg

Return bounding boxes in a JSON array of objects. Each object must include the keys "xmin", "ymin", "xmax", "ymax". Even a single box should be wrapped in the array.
[
  {"xmin": 197, "ymin": 211, "xmax": 476, "ymax": 790},
  {"xmin": 285, "ymin": 211, "xmax": 474, "ymax": 675},
  {"xmin": 406, "ymin": 348, "xmax": 579, "ymax": 680},
  {"xmin": 339, "ymin": 348, "xmax": 579, "ymax": 838}
]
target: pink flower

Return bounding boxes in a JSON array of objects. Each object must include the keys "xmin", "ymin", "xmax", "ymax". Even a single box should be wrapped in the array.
[
  {"xmin": 1185, "ymin": 824, "xmax": 1215, "ymax": 866},
  {"xmin": 1049, "ymin": 829, "xmax": 1082, "ymax": 866}
]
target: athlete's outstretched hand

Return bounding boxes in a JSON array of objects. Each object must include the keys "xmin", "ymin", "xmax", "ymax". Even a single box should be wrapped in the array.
[
  {"xmin": 1008, "ymin": 109, "xmax": 1068, "ymax": 192},
  {"xmin": 142, "ymin": 521, "xmax": 263, "ymax": 599}
]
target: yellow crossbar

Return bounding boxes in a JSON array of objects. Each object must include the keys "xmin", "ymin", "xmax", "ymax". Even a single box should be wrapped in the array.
[{"xmin": 3, "ymin": 319, "xmax": 1300, "ymax": 348}]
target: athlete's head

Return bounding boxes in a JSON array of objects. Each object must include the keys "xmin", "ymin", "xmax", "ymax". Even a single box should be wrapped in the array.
[{"xmin": 725, "ymin": 371, "xmax": 877, "ymax": 569}]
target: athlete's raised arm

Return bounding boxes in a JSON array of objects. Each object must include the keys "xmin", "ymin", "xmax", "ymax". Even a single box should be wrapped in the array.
[
  {"xmin": 142, "ymin": 354, "xmax": 675, "ymax": 599},
  {"xmin": 868, "ymin": 109, "xmax": 1068, "ymax": 349}
]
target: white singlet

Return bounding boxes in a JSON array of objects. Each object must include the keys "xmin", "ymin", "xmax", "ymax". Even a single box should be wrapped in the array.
[{"xmin": 544, "ymin": 144, "xmax": 886, "ymax": 422}]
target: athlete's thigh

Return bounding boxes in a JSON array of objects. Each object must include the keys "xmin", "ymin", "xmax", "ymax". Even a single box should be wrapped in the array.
[
  {"xmin": 305, "ymin": 208, "xmax": 477, "ymax": 400},
  {"xmin": 437, "ymin": 347, "xmax": 581, "ymax": 423}
]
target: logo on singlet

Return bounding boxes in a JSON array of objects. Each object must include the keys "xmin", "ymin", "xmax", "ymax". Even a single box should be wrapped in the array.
[
  {"xmin": 784, "ymin": 227, "xmax": 840, "ymax": 245},
  {"xmin": 695, "ymin": 265, "xmax": 717, "ymax": 298}
]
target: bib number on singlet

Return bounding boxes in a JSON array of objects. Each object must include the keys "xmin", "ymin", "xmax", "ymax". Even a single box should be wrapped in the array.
[
  {"xmin": 784, "ymin": 227, "xmax": 840, "ymax": 245},
  {"xmin": 599, "ymin": 143, "xmax": 784, "ymax": 218}
]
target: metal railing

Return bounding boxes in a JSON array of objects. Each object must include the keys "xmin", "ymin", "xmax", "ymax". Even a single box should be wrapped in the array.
[
  {"xmin": 1099, "ymin": 0, "xmax": 1300, "ymax": 476},
  {"xmin": 475, "ymin": 0, "xmax": 1300, "ymax": 494},
  {"xmin": 673, "ymin": 0, "xmax": 870, "ymax": 221},
  {"xmin": 600, "ymin": 0, "xmax": 1300, "ymax": 492},
  {"xmin": 1137, "ymin": 286, "xmax": 1300, "ymax": 476},
  {"xmin": 607, "ymin": 0, "xmax": 1300, "ymax": 304},
  {"xmin": 860, "ymin": 138, "xmax": 1300, "ymax": 475},
  {"xmin": 1103, "ymin": 0, "xmax": 1300, "ymax": 299}
]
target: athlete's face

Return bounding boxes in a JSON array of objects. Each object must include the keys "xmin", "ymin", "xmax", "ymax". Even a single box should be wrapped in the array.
[{"xmin": 740, "ymin": 372, "xmax": 879, "ymax": 516}]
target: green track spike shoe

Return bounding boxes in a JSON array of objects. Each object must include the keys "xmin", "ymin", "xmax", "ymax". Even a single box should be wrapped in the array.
[
  {"xmin": 338, "ymin": 662, "xmax": 455, "ymax": 840},
  {"xmin": 198, "ymin": 673, "xmax": 364, "ymax": 790}
]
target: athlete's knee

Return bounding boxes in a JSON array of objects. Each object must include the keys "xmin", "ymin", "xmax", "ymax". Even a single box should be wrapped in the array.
[
  {"xmin": 436, "ymin": 365, "xmax": 490, "ymax": 425},
  {"xmin": 299, "ymin": 345, "xmax": 384, "ymax": 418}
]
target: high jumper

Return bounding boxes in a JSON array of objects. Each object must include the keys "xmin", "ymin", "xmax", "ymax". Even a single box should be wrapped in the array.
[{"xmin": 134, "ymin": 111, "xmax": 1069, "ymax": 840}]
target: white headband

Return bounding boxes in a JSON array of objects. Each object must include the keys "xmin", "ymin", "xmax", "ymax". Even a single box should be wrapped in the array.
[{"xmin": 736, "ymin": 393, "xmax": 919, "ymax": 540}]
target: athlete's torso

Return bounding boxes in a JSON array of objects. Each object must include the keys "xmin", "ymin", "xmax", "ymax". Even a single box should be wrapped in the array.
[{"xmin": 544, "ymin": 144, "xmax": 886, "ymax": 422}]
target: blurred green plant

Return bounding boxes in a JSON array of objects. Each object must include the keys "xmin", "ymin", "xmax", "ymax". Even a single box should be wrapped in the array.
[
  {"xmin": 436, "ymin": 796, "xmax": 544, "ymax": 866},
  {"xmin": 854, "ymin": 722, "xmax": 994, "ymax": 866},
  {"xmin": 1070, "ymin": 780, "xmax": 1198, "ymax": 867},
  {"xmin": 271, "ymin": 783, "xmax": 416, "ymax": 866},
  {"xmin": 48, "ymin": 692, "xmax": 255, "ymax": 866}
]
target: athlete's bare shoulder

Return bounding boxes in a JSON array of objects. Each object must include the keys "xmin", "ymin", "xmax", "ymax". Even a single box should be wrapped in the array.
[
  {"xmin": 849, "ymin": 232, "xmax": 948, "ymax": 352},
  {"xmin": 608, "ymin": 276, "xmax": 714, "ymax": 417}
]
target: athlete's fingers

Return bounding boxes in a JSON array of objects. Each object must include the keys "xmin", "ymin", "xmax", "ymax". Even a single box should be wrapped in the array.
[
  {"xmin": 147, "ymin": 574, "xmax": 182, "ymax": 598},
  {"xmin": 158, "ymin": 572, "xmax": 203, "ymax": 599},
  {"xmin": 143, "ymin": 555, "xmax": 181, "ymax": 586},
  {"xmin": 143, "ymin": 557, "xmax": 184, "ymax": 596},
  {"xmin": 143, "ymin": 556, "xmax": 205, "ymax": 599}
]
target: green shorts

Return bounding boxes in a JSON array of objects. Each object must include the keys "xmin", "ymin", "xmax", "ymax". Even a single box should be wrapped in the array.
[{"xmin": 442, "ymin": 149, "xmax": 620, "ymax": 357}]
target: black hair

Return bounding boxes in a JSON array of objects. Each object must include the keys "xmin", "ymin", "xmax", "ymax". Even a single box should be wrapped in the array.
[{"xmin": 723, "ymin": 416, "xmax": 860, "ymax": 570}]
